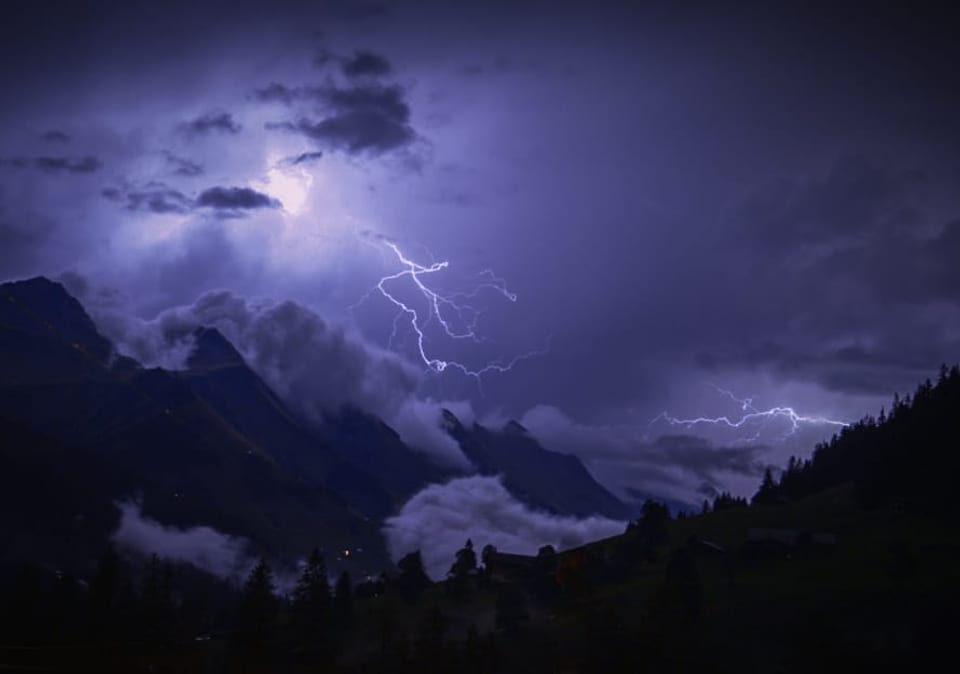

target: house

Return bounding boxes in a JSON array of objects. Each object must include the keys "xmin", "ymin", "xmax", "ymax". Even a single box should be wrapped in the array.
[
  {"xmin": 743, "ymin": 528, "xmax": 838, "ymax": 561},
  {"xmin": 485, "ymin": 551, "xmax": 537, "ymax": 582},
  {"xmin": 688, "ymin": 536, "xmax": 726, "ymax": 557}
]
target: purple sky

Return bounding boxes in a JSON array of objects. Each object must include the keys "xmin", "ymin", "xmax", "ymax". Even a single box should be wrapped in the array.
[{"xmin": 2, "ymin": 0, "xmax": 958, "ymax": 504}]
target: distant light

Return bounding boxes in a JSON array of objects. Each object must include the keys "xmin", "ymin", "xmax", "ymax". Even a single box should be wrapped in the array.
[{"xmin": 260, "ymin": 162, "xmax": 312, "ymax": 216}]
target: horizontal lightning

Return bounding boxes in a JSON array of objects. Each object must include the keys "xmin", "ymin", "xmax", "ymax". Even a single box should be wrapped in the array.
[{"xmin": 650, "ymin": 384, "xmax": 849, "ymax": 442}]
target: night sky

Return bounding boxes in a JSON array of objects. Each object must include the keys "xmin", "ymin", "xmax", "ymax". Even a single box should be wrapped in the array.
[{"xmin": 2, "ymin": 0, "xmax": 958, "ymax": 507}]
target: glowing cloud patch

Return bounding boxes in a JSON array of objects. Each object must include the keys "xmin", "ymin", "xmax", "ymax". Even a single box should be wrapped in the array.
[{"xmin": 260, "ymin": 163, "xmax": 313, "ymax": 216}]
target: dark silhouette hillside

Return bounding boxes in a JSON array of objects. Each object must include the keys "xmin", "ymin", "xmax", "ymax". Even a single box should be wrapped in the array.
[{"xmin": 755, "ymin": 364, "xmax": 960, "ymax": 517}]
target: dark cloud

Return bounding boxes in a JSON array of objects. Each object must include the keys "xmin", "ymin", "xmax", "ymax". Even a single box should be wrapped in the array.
[
  {"xmin": 735, "ymin": 156, "xmax": 927, "ymax": 249},
  {"xmin": 102, "ymin": 183, "xmax": 279, "ymax": 217},
  {"xmin": 312, "ymin": 48, "xmax": 334, "ymax": 69},
  {"xmin": 341, "ymin": 50, "xmax": 392, "ymax": 78},
  {"xmin": 1, "ymin": 155, "xmax": 101, "ymax": 173},
  {"xmin": 287, "ymin": 150, "xmax": 324, "ymax": 165},
  {"xmin": 268, "ymin": 84, "xmax": 415, "ymax": 155},
  {"xmin": 164, "ymin": 152, "xmax": 204, "ymax": 176},
  {"xmin": 816, "ymin": 217, "xmax": 960, "ymax": 307},
  {"xmin": 252, "ymin": 82, "xmax": 318, "ymax": 104},
  {"xmin": 325, "ymin": 84, "xmax": 410, "ymax": 126},
  {"xmin": 102, "ymin": 183, "xmax": 193, "ymax": 214},
  {"xmin": 685, "ymin": 155, "xmax": 960, "ymax": 399},
  {"xmin": 196, "ymin": 186, "xmax": 280, "ymax": 212},
  {"xmin": 519, "ymin": 405, "xmax": 768, "ymax": 504},
  {"xmin": 35, "ymin": 156, "xmax": 101, "ymax": 173},
  {"xmin": 81, "ymin": 283, "xmax": 476, "ymax": 467},
  {"xmin": 97, "ymin": 289, "xmax": 419, "ymax": 417},
  {"xmin": 696, "ymin": 325, "xmax": 960, "ymax": 397},
  {"xmin": 180, "ymin": 111, "xmax": 242, "ymax": 135},
  {"xmin": 652, "ymin": 434, "xmax": 766, "ymax": 482},
  {"xmin": 257, "ymin": 74, "xmax": 416, "ymax": 155},
  {"xmin": 41, "ymin": 129, "xmax": 70, "ymax": 143},
  {"xmin": 383, "ymin": 475, "xmax": 625, "ymax": 578}
]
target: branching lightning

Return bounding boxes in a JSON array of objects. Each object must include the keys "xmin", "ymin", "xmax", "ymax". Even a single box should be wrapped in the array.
[
  {"xmin": 650, "ymin": 384, "xmax": 849, "ymax": 442},
  {"xmin": 354, "ymin": 232, "xmax": 545, "ymax": 380}
]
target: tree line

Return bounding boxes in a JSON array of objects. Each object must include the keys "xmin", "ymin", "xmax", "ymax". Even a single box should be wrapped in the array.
[{"xmin": 751, "ymin": 364, "xmax": 960, "ymax": 516}]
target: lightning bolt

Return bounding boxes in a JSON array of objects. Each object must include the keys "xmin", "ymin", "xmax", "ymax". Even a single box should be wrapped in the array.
[
  {"xmin": 650, "ymin": 384, "xmax": 849, "ymax": 442},
  {"xmin": 354, "ymin": 232, "xmax": 545, "ymax": 380}
]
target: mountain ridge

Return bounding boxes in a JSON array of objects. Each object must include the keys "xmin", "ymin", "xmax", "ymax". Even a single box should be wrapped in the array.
[{"xmin": 0, "ymin": 276, "xmax": 630, "ymax": 581}]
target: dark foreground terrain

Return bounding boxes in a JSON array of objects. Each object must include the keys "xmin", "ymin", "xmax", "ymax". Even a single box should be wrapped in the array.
[{"xmin": 3, "ymin": 366, "xmax": 960, "ymax": 672}]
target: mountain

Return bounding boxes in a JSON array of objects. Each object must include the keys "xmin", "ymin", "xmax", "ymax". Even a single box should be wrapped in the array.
[
  {"xmin": 0, "ymin": 276, "xmax": 633, "ymax": 584},
  {"xmin": 441, "ymin": 410, "xmax": 629, "ymax": 520},
  {"xmin": 0, "ymin": 415, "xmax": 122, "ymax": 569},
  {"xmin": 181, "ymin": 327, "xmax": 397, "ymax": 519},
  {"xmin": 0, "ymin": 277, "xmax": 392, "ymax": 576},
  {"xmin": 317, "ymin": 405, "xmax": 450, "ymax": 504}
]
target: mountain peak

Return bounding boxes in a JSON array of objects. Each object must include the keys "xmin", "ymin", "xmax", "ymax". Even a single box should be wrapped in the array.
[
  {"xmin": 0, "ymin": 275, "xmax": 113, "ymax": 363},
  {"xmin": 503, "ymin": 419, "xmax": 528, "ymax": 435},
  {"xmin": 441, "ymin": 408, "xmax": 464, "ymax": 431},
  {"xmin": 186, "ymin": 326, "xmax": 245, "ymax": 371}
]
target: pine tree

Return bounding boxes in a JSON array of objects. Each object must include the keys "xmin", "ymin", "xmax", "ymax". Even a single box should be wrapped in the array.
[
  {"xmin": 333, "ymin": 571, "xmax": 354, "ymax": 635},
  {"xmin": 293, "ymin": 549, "xmax": 331, "ymax": 618},
  {"xmin": 291, "ymin": 549, "xmax": 332, "ymax": 660},
  {"xmin": 752, "ymin": 467, "xmax": 778, "ymax": 505},
  {"xmin": 89, "ymin": 545, "xmax": 122, "ymax": 636},
  {"xmin": 236, "ymin": 558, "xmax": 277, "ymax": 644},
  {"xmin": 396, "ymin": 550, "xmax": 431, "ymax": 602},
  {"xmin": 449, "ymin": 539, "xmax": 477, "ymax": 579},
  {"xmin": 139, "ymin": 553, "xmax": 174, "ymax": 642}
]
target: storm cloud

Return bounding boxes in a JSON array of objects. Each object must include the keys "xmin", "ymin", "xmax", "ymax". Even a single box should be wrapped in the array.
[
  {"xmin": 688, "ymin": 155, "xmax": 960, "ymax": 398},
  {"xmin": 341, "ymin": 50, "xmax": 392, "ymax": 78},
  {"xmin": 257, "ymin": 71, "xmax": 416, "ymax": 155},
  {"xmin": 287, "ymin": 150, "xmax": 324, "ymax": 165},
  {"xmin": 253, "ymin": 83, "xmax": 324, "ymax": 105},
  {"xmin": 164, "ymin": 152, "xmax": 204, "ymax": 177},
  {"xmin": 41, "ymin": 130, "xmax": 70, "ymax": 143},
  {"xmin": 196, "ymin": 186, "xmax": 280, "ymax": 211},
  {"xmin": 295, "ymin": 84, "xmax": 414, "ymax": 154},
  {"xmin": 1, "ymin": 155, "xmax": 101, "ymax": 173},
  {"xmin": 263, "ymin": 85, "xmax": 415, "ymax": 155},
  {"xmin": 180, "ymin": 111, "xmax": 242, "ymax": 135},
  {"xmin": 82, "ymin": 285, "xmax": 476, "ymax": 468},
  {"xmin": 519, "ymin": 405, "xmax": 768, "ymax": 505},
  {"xmin": 102, "ymin": 183, "xmax": 193, "ymax": 214},
  {"xmin": 100, "ymin": 184, "xmax": 279, "ymax": 216}
]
